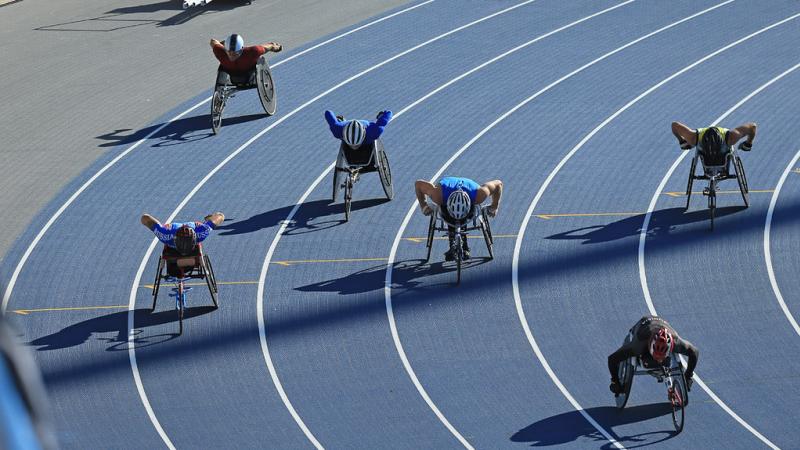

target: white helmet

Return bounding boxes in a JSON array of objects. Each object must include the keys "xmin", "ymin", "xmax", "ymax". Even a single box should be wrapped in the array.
[
  {"xmin": 446, "ymin": 190, "xmax": 471, "ymax": 220},
  {"xmin": 343, "ymin": 120, "xmax": 366, "ymax": 148}
]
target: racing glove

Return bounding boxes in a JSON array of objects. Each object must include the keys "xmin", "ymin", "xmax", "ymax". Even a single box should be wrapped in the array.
[
  {"xmin": 685, "ymin": 374, "xmax": 693, "ymax": 391},
  {"xmin": 739, "ymin": 141, "xmax": 753, "ymax": 151},
  {"xmin": 679, "ymin": 138, "xmax": 693, "ymax": 150},
  {"xmin": 609, "ymin": 379, "xmax": 623, "ymax": 395}
]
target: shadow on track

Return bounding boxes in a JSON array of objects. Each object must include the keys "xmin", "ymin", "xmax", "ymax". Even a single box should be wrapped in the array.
[
  {"xmin": 545, "ymin": 206, "xmax": 746, "ymax": 244},
  {"xmin": 28, "ymin": 307, "xmax": 215, "ymax": 351},
  {"xmin": 218, "ymin": 198, "xmax": 390, "ymax": 236},
  {"xmin": 96, "ymin": 113, "xmax": 265, "ymax": 148},
  {"xmin": 296, "ymin": 258, "xmax": 492, "ymax": 295},
  {"xmin": 512, "ymin": 404, "xmax": 676, "ymax": 448}
]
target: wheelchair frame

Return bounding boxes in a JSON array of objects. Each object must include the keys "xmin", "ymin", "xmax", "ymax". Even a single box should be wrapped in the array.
[
  {"xmin": 151, "ymin": 244, "xmax": 218, "ymax": 335},
  {"xmin": 424, "ymin": 201, "xmax": 493, "ymax": 285},
  {"xmin": 685, "ymin": 146, "xmax": 749, "ymax": 231},
  {"xmin": 210, "ymin": 55, "xmax": 276, "ymax": 135},
  {"xmin": 331, "ymin": 139, "xmax": 393, "ymax": 221},
  {"xmin": 615, "ymin": 333, "xmax": 689, "ymax": 433}
]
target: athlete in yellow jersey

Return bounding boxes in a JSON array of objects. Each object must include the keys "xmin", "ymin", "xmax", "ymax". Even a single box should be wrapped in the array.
[{"xmin": 671, "ymin": 121, "xmax": 757, "ymax": 155}]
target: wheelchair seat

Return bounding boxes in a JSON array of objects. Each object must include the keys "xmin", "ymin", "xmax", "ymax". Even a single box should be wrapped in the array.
[
  {"xmin": 161, "ymin": 244, "xmax": 203, "ymax": 278},
  {"xmin": 216, "ymin": 66, "xmax": 257, "ymax": 89},
  {"xmin": 340, "ymin": 141, "xmax": 377, "ymax": 167}
]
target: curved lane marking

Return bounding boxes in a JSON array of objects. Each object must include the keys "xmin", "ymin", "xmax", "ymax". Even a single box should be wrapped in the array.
[
  {"xmin": 765, "ymin": 139, "xmax": 800, "ymax": 337},
  {"xmin": 0, "ymin": 0, "xmax": 437, "ymax": 316},
  {"xmin": 126, "ymin": 1, "xmax": 545, "ymax": 448},
  {"xmin": 383, "ymin": 2, "xmax": 734, "ymax": 449},
  {"xmin": 635, "ymin": 24, "xmax": 800, "ymax": 450}
]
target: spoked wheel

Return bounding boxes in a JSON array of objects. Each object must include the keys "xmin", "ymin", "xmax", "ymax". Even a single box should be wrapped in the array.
[
  {"xmin": 425, "ymin": 214, "xmax": 435, "ymax": 263},
  {"xmin": 203, "ymin": 255, "xmax": 218, "ymax": 308},
  {"xmin": 454, "ymin": 235, "xmax": 463, "ymax": 285},
  {"xmin": 332, "ymin": 152, "xmax": 346, "ymax": 202},
  {"xmin": 615, "ymin": 358, "xmax": 634, "ymax": 409},
  {"xmin": 376, "ymin": 141, "xmax": 393, "ymax": 200},
  {"xmin": 734, "ymin": 156, "xmax": 749, "ymax": 207},
  {"xmin": 481, "ymin": 209, "xmax": 494, "ymax": 260},
  {"xmin": 344, "ymin": 176, "xmax": 353, "ymax": 222},
  {"xmin": 708, "ymin": 179, "xmax": 717, "ymax": 231},
  {"xmin": 211, "ymin": 89, "xmax": 224, "ymax": 135},
  {"xmin": 257, "ymin": 64, "xmax": 277, "ymax": 116},
  {"xmin": 669, "ymin": 379, "xmax": 685, "ymax": 433},
  {"xmin": 151, "ymin": 258, "xmax": 164, "ymax": 311},
  {"xmin": 686, "ymin": 156, "xmax": 697, "ymax": 211},
  {"xmin": 177, "ymin": 281, "xmax": 185, "ymax": 335}
]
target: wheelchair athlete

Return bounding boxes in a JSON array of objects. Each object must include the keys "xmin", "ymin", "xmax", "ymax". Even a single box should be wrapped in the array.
[
  {"xmin": 608, "ymin": 315, "xmax": 699, "ymax": 396},
  {"xmin": 325, "ymin": 110, "xmax": 393, "ymax": 166},
  {"xmin": 210, "ymin": 33, "xmax": 282, "ymax": 76},
  {"xmin": 672, "ymin": 121, "xmax": 757, "ymax": 164},
  {"xmin": 140, "ymin": 212, "xmax": 225, "ymax": 275},
  {"xmin": 415, "ymin": 177, "xmax": 503, "ymax": 261}
]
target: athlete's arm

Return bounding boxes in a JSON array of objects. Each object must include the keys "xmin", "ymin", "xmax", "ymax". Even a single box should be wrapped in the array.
[
  {"xmin": 210, "ymin": 40, "xmax": 228, "ymax": 63},
  {"xmin": 204, "ymin": 212, "xmax": 225, "ymax": 228},
  {"xmin": 608, "ymin": 344, "xmax": 635, "ymax": 383},
  {"xmin": 727, "ymin": 122, "xmax": 757, "ymax": 147},
  {"xmin": 673, "ymin": 337, "xmax": 699, "ymax": 378},
  {"xmin": 415, "ymin": 180, "xmax": 442, "ymax": 214},
  {"xmin": 366, "ymin": 110, "xmax": 393, "ymax": 141},
  {"xmin": 141, "ymin": 214, "xmax": 159, "ymax": 230},
  {"xmin": 260, "ymin": 42, "xmax": 282, "ymax": 52},
  {"xmin": 324, "ymin": 110, "xmax": 344, "ymax": 139},
  {"xmin": 476, "ymin": 180, "xmax": 503, "ymax": 217},
  {"xmin": 671, "ymin": 121, "xmax": 697, "ymax": 149},
  {"xmin": 210, "ymin": 39, "xmax": 223, "ymax": 49}
]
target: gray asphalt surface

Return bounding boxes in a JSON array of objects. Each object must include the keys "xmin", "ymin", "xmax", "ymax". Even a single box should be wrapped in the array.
[{"xmin": 0, "ymin": 0, "xmax": 409, "ymax": 264}]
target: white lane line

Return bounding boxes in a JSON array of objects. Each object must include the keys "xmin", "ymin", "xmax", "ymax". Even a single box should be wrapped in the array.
[
  {"xmin": 255, "ymin": 2, "xmax": 637, "ymax": 447},
  {"xmin": 385, "ymin": 3, "xmax": 736, "ymax": 449},
  {"xmin": 636, "ymin": 30, "xmax": 800, "ymax": 450},
  {"xmin": 126, "ymin": 1, "xmax": 543, "ymax": 447},
  {"xmin": 0, "ymin": 0, "xmax": 437, "ymax": 317},
  {"xmin": 765, "ymin": 141, "xmax": 800, "ymax": 338}
]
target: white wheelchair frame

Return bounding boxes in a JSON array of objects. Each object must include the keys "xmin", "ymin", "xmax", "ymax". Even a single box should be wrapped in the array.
[
  {"xmin": 424, "ymin": 200, "xmax": 494, "ymax": 285},
  {"xmin": 210, "ymin": 55, "xmax": 276, "ymax": 134},
  {"xmin": 685, "ymin": 144, "xmax": 749, "ymax": 230},
  {"xmin": 331, "ymin": 139, "xmax": 393, "ymax": 221}
]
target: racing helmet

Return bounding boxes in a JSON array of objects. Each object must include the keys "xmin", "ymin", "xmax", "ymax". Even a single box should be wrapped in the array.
[
  {"xmin": 226, "ymin": 34, "xmax": 244, "ymax": 55},
  {"xmin": 343, "ymin": 120, "xmax": 366, "ymax": 149},
  {"xmin": 174, "ymin": 225, "xmax": 197, "ymax": 256},
  {"xmin": 446, "ymin": 190, "xmax": 471, "ymax": 220},
  {"xmin": 701, "ymin": 127, "xmax": 724, "ymax": 154},
  {"xmin": 649, "ymin": 328, "xmax": 674, "ymax": 362}
]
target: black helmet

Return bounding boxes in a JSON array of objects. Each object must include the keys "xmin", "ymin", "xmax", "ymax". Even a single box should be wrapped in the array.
[
  {"xmin": 701, "ymin": 127, "xmax": 724, "ymax": 155},
  {"xmin": 174, "ymin": 225, "xmax": 197, "ymax": 255}
]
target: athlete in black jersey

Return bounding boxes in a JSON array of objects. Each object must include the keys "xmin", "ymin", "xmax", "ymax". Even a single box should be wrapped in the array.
[{"xmin": 608, "ymin": 316, "xmax": 699, "ymax": 395}]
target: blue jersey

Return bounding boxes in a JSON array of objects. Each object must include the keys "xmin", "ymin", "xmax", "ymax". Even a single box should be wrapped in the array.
[
  {"xmin": 324, "ymin": 110, "xmax": 392, "ymax": 147},
  {"xmin": 439, "ymin": 177, "xmax": 480, "ymax": 204},
  {"xmin": 151, "ymin": 221, "xmax": 214, "ymax": 248}
]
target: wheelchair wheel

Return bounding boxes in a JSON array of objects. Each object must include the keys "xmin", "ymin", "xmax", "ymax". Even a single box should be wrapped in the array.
[
  {"xmin": 177, "ymin": 281, "xmax": 185, "ymax": 335},
  {"xmin": 668, "ymin": 374, "xmax": 686, "ymax": 433},
  {"xmin": 685, "ymin": 156, "xmax": 697, "ymax": 211},
  {"xmin": 257, "ymin": 64, "xmax": 277, "ymax": 116},
  {"xmin": 151, "ymin": 258, "xmax": 164, "ymax": 311},
  {"xmin": 425, "ymin": 214, "xmax": 435, "ymax": 263},
  {"xmin": 734, "ymin": 156, "xmax": 749, "ymax": 208},
  {"xmin": 203, "ymin": 255, "xmax": 218, "ymax": 308},
  {"xmin": 481, "ymin": 209, "xmax": 494, "ymax": 259},
  {"xmin": 344, "ymin": 176, "xmax": 353, "ymax": 222},
  {"xmin": 211, "ymin": 89, "xmax": 224, "ymax": 135},
  {"xmin": 376, "ymin": 141, "xmax": 393, "ymax": 200},
  {"xmin": 615, "ymin": 358, "xmax": 634, "ymax": 409},
  {"xmin": 332, "ymin": 152, "xmax": 346, "ymax": 202},
  {"xmin": 454, "ymin": 235, "xmax": 462, "ymax": 285},
  {"xmin": 708, "ymin": 179, "xmax": 717, "ymax": 231}
]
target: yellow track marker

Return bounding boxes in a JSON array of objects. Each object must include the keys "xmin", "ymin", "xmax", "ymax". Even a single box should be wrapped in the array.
[
  {"xmin": 792, "ymin": 168, "xmax": 800, "ymax": 174},
  {"xmin": 13, "ymin": 305, "xmax": 127, "ymax": 315},
  {"xmin": 535, "ymin": 212, "xmax": 642, "ymax": 220},
  {"xmin": 403, "ymin": 234, "xmax": 516, "ymax": 242},
  {"xmin": 663, "ymin": 189, "xmax": 774, "ymax": 197}
]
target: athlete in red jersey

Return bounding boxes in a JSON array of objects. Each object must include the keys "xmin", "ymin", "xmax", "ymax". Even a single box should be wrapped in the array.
[{"xmin": 210, "ymin": 33, "xmax": 282, "ymax": 75}]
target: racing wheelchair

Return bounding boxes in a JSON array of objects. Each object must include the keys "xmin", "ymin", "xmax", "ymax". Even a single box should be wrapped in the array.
[
  {"xmin": 423, "ymin": 200, "xmax": 494, "ymax": 285},
  {"xmin": 331, "ymin": 139, "xmax": 393, "ymax": 221},
  {"xmin": 684, "ymin": 142, "xmax": 749, "ymax": 230},
  {"xmin": 210, "ymin": 55, "xmax": 276, "ymax": 134},
  {"xmin": 615, "ymin": 333, "xmax": 690, "ymax": 433},
  {"xmin": 151, "ymin": 244, "xmax": 218, "ymax": 335}
]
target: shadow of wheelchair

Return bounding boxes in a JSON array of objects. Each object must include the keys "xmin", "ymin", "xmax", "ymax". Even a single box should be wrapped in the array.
[
  {"xmin": 27, "ymin": 306, "xmax": 216, "ymax": 351},
  {"xmin": 512, "ymin": 403, "xmax": 676, "ymax": 448}
]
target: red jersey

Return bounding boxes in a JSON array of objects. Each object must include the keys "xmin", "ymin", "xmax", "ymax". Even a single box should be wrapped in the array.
[{"xmin": 213, "ymin": 43, "xmax": 267, "ymax": 74}]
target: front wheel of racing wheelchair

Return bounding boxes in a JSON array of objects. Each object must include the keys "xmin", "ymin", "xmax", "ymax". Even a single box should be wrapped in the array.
[
  {"xmin": 210, "ymin": 56, "xmax": 277, "ymax": 135},
  {"xmin": 331, "ymin": 139, "xmax": 393, "ymax": 222},
  {"xmin": 424, "ymin": 202, "xmax": 494, "ymax": 285},
  {"xmin": 684, "ymin": 145, "xmax": 749, "ymax": 231}
]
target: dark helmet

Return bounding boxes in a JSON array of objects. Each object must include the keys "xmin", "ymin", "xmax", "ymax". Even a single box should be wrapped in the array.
[
  {"xmin": 701, "ymin": 127, "xmax": 724, "ymax": 154},
  {"xmin": 174, "ymin": 225, "xmax": 197, "ymax": 255}
]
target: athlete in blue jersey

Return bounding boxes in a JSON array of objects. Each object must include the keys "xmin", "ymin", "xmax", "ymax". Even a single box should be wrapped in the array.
[
  {"xmin": 415, "ymin": 177, "xmax": 503, "ymax": 260},
  {"xmin": 140, "ymin": 212, "xmax": 225, "ymax": 255},
  {"xmin": 325, "ymin": 110, "xmax": 392, "ymax": 150}
]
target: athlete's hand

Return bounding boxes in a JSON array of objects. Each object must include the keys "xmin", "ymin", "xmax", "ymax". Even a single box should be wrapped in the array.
[
  {"xmin": 609, "ymin": 379, "xmax": 623, "ymax": 395},
  {"xmin": 685, "ymin": 374, "xmax": 693, "ymax": 391},
  {"xmin": 421, "ymin": 204, "xmax": 433, "ymax": 216},
  {"xmin": 679, "ymin": 138, "xmax": 692, "ymax": 150},
  {"xmin": 738, "ymin": 140, "xmax": 753, "ymax": 151},
  {"xmin": 336, "ymin": 115, "xmax": 345, "ymax": 122},
  {"xmin": 487, "ymin": 205, "xmax": 498, "ymax": 218}
]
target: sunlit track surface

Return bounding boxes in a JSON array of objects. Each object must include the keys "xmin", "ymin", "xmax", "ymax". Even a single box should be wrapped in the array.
[{"xmin": 3, "ymin": 0, "xmax": 800, "ymax": 448}]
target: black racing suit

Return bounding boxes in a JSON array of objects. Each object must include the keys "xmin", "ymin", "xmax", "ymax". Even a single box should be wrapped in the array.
[{"xmin": 608, "ymin": 316, "xmax": 699, "ymax": 384}]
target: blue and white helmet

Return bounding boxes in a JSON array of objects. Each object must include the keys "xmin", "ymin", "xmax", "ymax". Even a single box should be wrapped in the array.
[
  {"xmin": 226, "ymin": 34, "xmax": 244, "ymax": 54},
  {"xmin": 343, "ymin": 120, "xmax": 366, "ymax": 148},
  {"xmin": 446, "ymin": 190, "xmax": 471, "ymax": 220}
]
